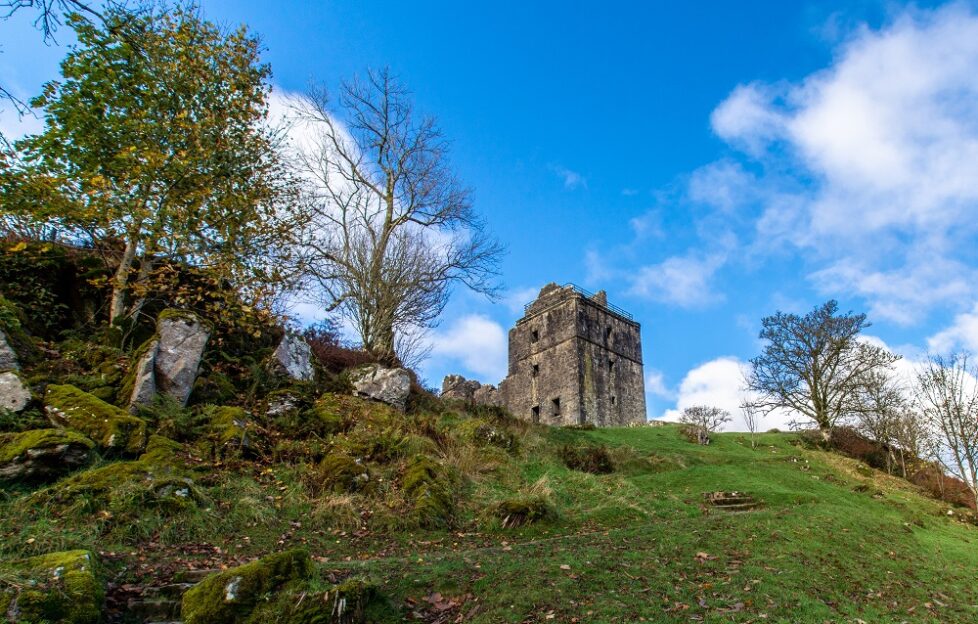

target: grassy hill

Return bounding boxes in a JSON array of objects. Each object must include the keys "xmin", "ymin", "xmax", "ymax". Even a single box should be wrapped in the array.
[{"xmin": 3, "ymin": 403, "xmax": 977, "ymax": 623}]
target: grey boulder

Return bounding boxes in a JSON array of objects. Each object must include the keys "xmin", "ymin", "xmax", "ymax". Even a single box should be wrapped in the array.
[
  {"xmin": 272, "ymin": 333, "xmax": 314, "ymax": 381},
  {"xmin": 128, "ymin": 311, "xmax": 210, "ymax": 412},
  {"xmin": 0, "ymin": 371, "xmax": 31, "ymax": 412},
  {"xmin": 350, "ymin": 364, "xmax": 412, "ymax": 411}
]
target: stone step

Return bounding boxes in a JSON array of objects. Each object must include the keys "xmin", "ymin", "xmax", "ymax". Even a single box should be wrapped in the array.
[
  {"xmin": 127, "ymin": 596, "xmax": 182, "ymax": 622},
  {"xmin": 703, "ymin": 491, "xmax": 760, "ymax": 510},
  {"xmin": 712, "ymin": 501, "xmax": 760, "ymax": 512}
]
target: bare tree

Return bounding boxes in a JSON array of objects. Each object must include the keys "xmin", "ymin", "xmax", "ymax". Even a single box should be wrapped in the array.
[
  {"xmin": 852, "ymin": 370, "xmax": 907, "ymax": 474},
  {"xmin": 913, "ymin": 353, "xmax": 978, "ymax": 508},
  {"xmin": 747, "ymin": 300, "xmax": 899, "ymax": 439},
  {"xmin": 892, "ymin": 408, "xmax": 926, "ymax": 479},
  {"xmin": 291, "ymin": 69, "xmax": 503, "ymax": 363},
  {"xmin": 740, "ymin": 400, "xmax": 763, "ymax": 449},
  {"xmin": 680, "ymin": 405, "xmax": 731, "ymax": 445}
]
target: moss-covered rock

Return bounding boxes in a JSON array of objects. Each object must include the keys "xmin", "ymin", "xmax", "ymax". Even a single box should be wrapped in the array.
[
  {"xmin": 206, "ymin": 405, "xmax": 262, "ymax": 458},
  {"xmin": 320, "ymin": 453, "xmax": 372, "ymax": 494},
  {"xmin": 181, "ymin": 549, "xmax": 312, "ymax": 624},
  {"xmin": 245, "ymin": 577, "xmax": 391, "ymax": 624},
  {"xmin": 45, "ymin": 384, "xmax": 147, "ymax": 454},
  {"xmin": 491, "ymin": 494, "xmax": 556, "ymax": 528},
  {"xmin": 0, "ymin": 549, "xmax": 103, "ymax": 623},
  {"xmin": 29, "ymin": 434, "xmax": 196, "ymax": 515},
  {"xmin": 402, "ymin": 455, "xmax": 457, "ymax": 528},
  {"xmin": 457, "ymin": 417, "xmax": 519, "ymax": 452},
  {"xmin": 0, "ymin": 428, "xmax": 95, "ymax": 481}
]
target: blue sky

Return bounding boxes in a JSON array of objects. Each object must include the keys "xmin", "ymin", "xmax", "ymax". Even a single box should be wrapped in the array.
[{"xmin": 5, "ymin": 0, "xmax": 978, "ymax": 428}]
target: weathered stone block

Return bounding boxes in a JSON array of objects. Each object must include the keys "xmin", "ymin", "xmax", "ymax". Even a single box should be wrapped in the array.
[
  {"xmin": 272, "ymin": 332, "xmax": 314, "ymax": 381},
  {"xmin": 349, "ymin": 364, "xmax": 411, "ymax": 411}
]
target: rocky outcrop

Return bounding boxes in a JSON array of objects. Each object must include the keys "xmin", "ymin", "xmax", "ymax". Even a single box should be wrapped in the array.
[
  {"xmin": 0, "ymin": 428, "xmax": 95, "ymax": 481},
  {"xmin": 126, "ymin": 310, "xmax": 210, "ymax": 412},
  {"xmin": 441, "ymin": 374, "xmax": 502, "ymax": 407},
  {"xmin": 46, "ymin": 384, "xmax": 148, "ymax": 455},
  {"xmin": 0, "ymin": 371, "xmax": 31, "ymax": 412},
  {"xmin": 349, "ymin": 364, "xmax": 411, "ymax": 411},
  {"xmin": 272, "ymin": 332, "xmax": 314, "ymax": 381}
]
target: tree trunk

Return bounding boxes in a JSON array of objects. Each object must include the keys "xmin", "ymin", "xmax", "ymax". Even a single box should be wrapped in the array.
[{"xmin": 109, "ymin": 237, "xmax": 138, "ymax": 323}]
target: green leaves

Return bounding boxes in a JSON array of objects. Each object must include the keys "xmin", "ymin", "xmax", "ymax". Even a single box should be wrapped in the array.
[{"xmin": 3, "ymin": 2, "xmax": 299, "ymax": 323}]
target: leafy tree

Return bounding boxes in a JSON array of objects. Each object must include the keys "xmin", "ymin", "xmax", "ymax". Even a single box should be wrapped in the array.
[
  {"xmin": 1, "ymin": 3, "xmax": 299, "ymax": 326},
  {"xmin": 747, "ymin": 300, "xmax": 899, "ymax": 437},
  {"xmin": 290, "ymin": 69, "xmax": 502, "ymax": 363}
]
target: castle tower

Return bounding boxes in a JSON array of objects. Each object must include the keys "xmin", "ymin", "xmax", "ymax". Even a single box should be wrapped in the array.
[{"xmin": 499, "ymin": 283, "xmax": 646, "ymax": 426}]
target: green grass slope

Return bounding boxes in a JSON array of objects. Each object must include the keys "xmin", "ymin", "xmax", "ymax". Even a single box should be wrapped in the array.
[
  {"xmin": 339, "ymin": 426, "xmax": 978, "ymax": 623},
  {"xmin": 2, "ymin": 411, "xmax": 977, "ymax": 623}
]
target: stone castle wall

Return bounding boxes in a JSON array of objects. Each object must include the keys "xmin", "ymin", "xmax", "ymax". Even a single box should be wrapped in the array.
[{"xmin": 444, "ymin": 283, "xmax": 647, "ymax": 427}]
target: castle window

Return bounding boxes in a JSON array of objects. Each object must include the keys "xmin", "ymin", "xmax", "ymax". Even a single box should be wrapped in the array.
[
  {"xmin": 611, "ymin": 396, "xmax": 617, "ymax": 405},
  {"xmin": 531, "ymin": 405, "xmax": 540, "ymax": 423},
  {"xmin": 531, "ymin": 363, "xmax": 540, "ymax": 376},
  {"xmin": 605, "ymin": 326, "xmax": 613, "ymax": 340},
  {"xmin": 531, "ymin": 329, "xmax": 539, "ymax": 343},
  {"xmin": 607, "ymin": 358, "xmax": 614, "ymax": 372},
  {"xmin": 551, "ymin": 397, "xmax": 561, "ymax": 416}
]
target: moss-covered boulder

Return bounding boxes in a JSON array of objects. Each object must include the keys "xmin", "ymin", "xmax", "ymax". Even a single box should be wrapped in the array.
[
  {"xmin": 45, "ymin": 384, "xmax": 147, "ymax": 454},
  {"xmin": 0, "ymin": 428, "xmax": 95, "ymax": 481},
  {"xmin": 320, "ymin": 452, "xmax": 372, "ymax": 494},
  {"xmin": 491, "ymin": 494, "xmax": 556, "ymax": 529},
  {"xmin": 181, "ymin": 549, "xmax": 312, "ymax": 624},
  {"xmin": 0, "ymin": 550, "xmax": 103, "ymax": 623},
  {"xmin": 30, "ymin": 435, "xmax": 197, "ymax": 515},
  {"xmin": 245, "ymin": 577, "xmax": 390, "ymax": 623},
  {"xmin": 206, "ymin": 405, "xmax": 262, "ymax": 458},
  {"xmin": 402, "ymin": 455, "xmax": 457, "ymax": 528}
]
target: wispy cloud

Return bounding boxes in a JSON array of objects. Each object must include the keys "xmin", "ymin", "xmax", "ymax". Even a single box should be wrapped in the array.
[
  {"xmin": 428, "ymin": 314, "xmax": 508, "ymax": 382},
  {"xmin": 549, "ymin": 164, "xmax": 587, "ymax": 190},
  {"xmin": 628, "ymin": 252, "xmax": 727, "ymax": 308}
]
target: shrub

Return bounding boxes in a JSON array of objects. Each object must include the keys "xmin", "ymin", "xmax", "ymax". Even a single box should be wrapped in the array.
[
  {"xmin": 910, "ymin": 463, "xmax": 976, "ymax": 510},
  {"xmin": 829, "ymin": 427, "xmax": 890, "ymax": 471},
  {"xmin": 138, "ymin": 394, "xmax": 208, "ymax": 442},
  {"xmin": 559, "ymin": 444, "xmax": 615, "ymax": 474},
  {"xmin": 303, "ymin": 319, "xmax": 373, "ymax": 374}
]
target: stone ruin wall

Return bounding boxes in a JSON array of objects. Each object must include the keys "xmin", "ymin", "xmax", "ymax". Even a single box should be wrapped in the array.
[{"xmin": 442, "ymin": 283, "xmax": 646, "ymax": 427}]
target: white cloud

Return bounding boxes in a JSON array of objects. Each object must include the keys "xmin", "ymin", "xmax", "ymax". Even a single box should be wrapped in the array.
[
  {"xmin": 502, "ymin": 286, "xmax": 541, "ymax": 315},
  {"xmin": 429, "ymin": 314, "xmax": 508, "ymax": 382},
  {"xmin": 628, "ymin": 252, "xmax": 726, "ymax": 308},
  {"xmin": 644, "ymin": 369, "xmax": 674, "ymax": 400},
  {"xmin": 549, "ymin": 164, "xmax": 587, "ymax": 190},
  {"xmin": 711, "ymin": 3, "xmax": 978, "ymax": 324},
  {"xmin": 928, "ymin": 303, "xmax": 978, "ymax": 354},
  {"xmin": 658, "ymin": 356, "xmax": 797, "ymax": 432}
]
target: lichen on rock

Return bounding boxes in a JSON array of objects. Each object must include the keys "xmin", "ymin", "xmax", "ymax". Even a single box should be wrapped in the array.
[
  {"xmin": 45, "ymin": 384, "xmax": 148, "ymax": 455},
  {"xmin": 0, "ymin": 370, "xmax": 31, "ymax": 413}
]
